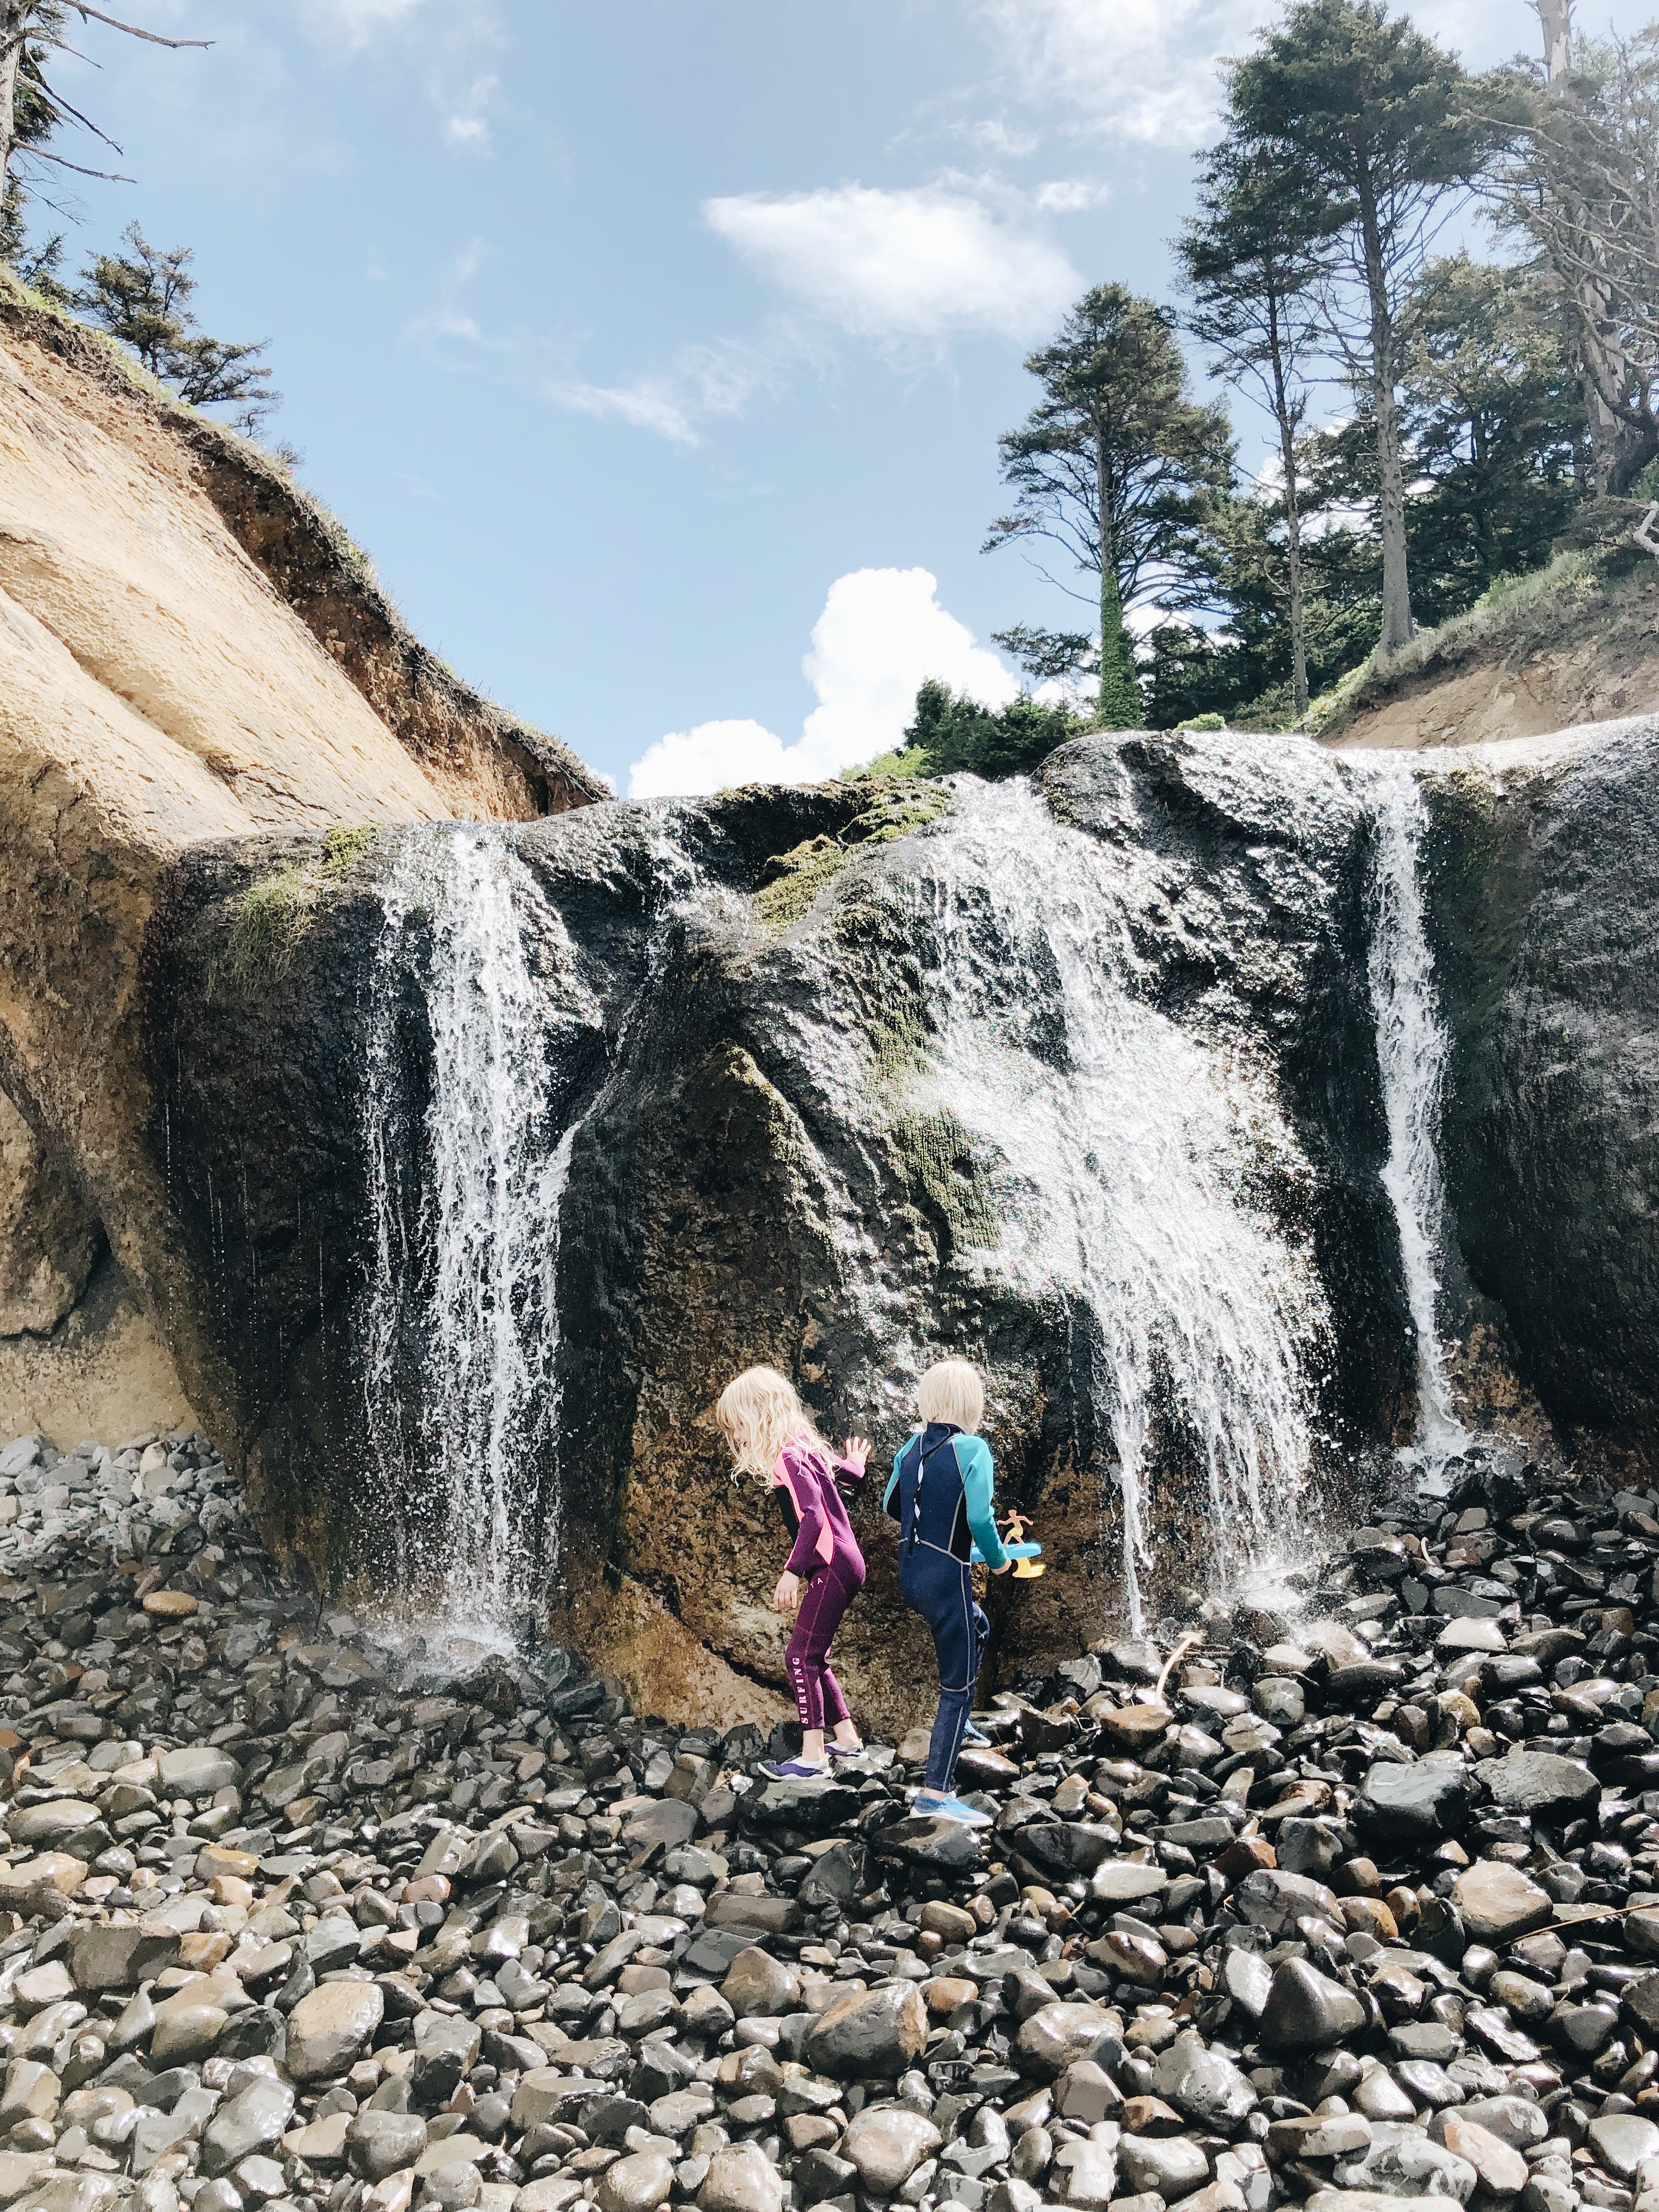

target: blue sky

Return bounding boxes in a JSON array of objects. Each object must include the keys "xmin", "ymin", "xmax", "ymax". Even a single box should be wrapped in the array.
[{"xmin": 41, "ymin": 0, "xmax": 1645, "ymax": 796}]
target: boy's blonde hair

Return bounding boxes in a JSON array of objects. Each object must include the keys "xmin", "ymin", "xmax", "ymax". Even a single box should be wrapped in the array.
[
  {"xmin": 715, "ymin": 1365, "xmax": 824, "ymax": 1481},
  {"xmin": 916, "ymin": 1357, "xmax": 984, "ymax": 1433}
]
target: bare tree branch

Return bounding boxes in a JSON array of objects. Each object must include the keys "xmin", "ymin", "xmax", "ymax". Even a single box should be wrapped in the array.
[{"xmin": 64, "ymin": 4, "xmax": 207, "ymax": 49}]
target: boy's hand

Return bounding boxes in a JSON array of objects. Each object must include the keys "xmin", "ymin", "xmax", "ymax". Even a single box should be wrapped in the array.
[
  {"xmin": 991, "ymin": 1563, "xmax": 1012, "ymax": 1576},
  {"xmin": 842, "ymin": 1435, "xmax": 871, "ymax": 1471},
  {"xmin": 773, "ymin": 1571, "xmax": 801, "ymax": 1611}
]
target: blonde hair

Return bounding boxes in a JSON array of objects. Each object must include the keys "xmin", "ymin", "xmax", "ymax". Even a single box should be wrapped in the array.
[
  {"xmin": 715, "ymin": 1365, "xmax": 825, "ymax": 1481},
  {"xmin": 916, "ymin": 1358, "xmax": 984, "ymax": 1433}
]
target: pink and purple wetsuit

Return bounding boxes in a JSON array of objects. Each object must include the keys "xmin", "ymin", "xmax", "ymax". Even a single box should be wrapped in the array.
[{"xmin": 773, "ymin": 1435, "xmax": 867, "ymax": 1731}]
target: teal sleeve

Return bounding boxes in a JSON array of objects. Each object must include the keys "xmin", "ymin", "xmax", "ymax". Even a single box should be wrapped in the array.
[
  {"xmin": 882, "ymin": 1446, "xmax": 904, "ymax": 1522},
  {"xmin": 958, "ymin": 1438, "xmax": 1007, "ymax": 1568}
]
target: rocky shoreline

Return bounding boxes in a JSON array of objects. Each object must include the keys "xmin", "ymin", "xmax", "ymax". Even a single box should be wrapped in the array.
[{"xmin": 0, "ymin": 1430, "xmax": 1652, "ymax": 2212}]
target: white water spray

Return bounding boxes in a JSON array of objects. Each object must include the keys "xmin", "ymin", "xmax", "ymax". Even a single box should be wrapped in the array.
[
  {"xmin": 1364, "ymin": 759, "xmax": 1471, "ymax": 1487},
  {"xmin": 360, "ymin": 828, "xmax": 583, "ymax": 1644},
  {"xmin": 906, "ymin": 781, "xmax": 1328, "ymax": 1633}
]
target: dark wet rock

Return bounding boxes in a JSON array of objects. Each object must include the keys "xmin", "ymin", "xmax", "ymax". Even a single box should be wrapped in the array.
[
  {"xmin": 1355, "ymin": 1757, "xmax": 1470, "ymax": 1843},
  {"xmin": 1260, "ymin": 1960, "xmax": 1367, "ymax": 2050},
  {"xmin": 1476, "ymin": 1748, "xmax": 1600, "ymax": 1818},
  {"xmin": 804, "ymin": 1983, "xmax": 927, "ymax": 2079}
]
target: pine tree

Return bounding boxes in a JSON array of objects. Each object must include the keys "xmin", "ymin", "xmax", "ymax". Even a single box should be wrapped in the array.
[
  {"xmin": 984, "ymin": 284, "xmax": 1233, "ymax": 730},
  {"xmin": 76, "ymin": 224, "xmax": 279, "ymax": 433},
  {"xmin": 1227, "ymin": 0, "xmax": 1511, "ymax": 655},
  {"xmin": 1177, "ymin": 135, "xmax": 1338, "ymax": 720}
]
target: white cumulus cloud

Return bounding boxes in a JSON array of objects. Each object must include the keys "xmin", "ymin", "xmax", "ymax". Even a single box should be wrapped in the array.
[
  {"xmin": 627, "ymin": 568, "xmax": 1020, "ymax": 799},
  {"xmin": 703, "ymin": 184, "xmax": 1079, "ymax": 346}
]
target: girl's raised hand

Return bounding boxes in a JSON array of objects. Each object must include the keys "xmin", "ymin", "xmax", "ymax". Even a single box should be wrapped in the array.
[
  {"xmin": 773, "ymin": 1571, "xmax": 801, "ymax": 1612},
  {"xmin": 842, "ymin": 1435, "xmax": 872, "ymax": 1471}
]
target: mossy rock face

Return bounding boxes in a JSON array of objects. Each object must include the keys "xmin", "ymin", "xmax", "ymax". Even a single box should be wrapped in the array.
[
  {"xmin": 137, "ymin": 724, "xmax": 1659, "ymax": 1717},
  {"xmin": 753, "ymin": 786, "xmax": 951, "ymax": 932},
  {"xmin": 1420, "ymin": 724, "xmax": 1659, "ymax": 1457}
]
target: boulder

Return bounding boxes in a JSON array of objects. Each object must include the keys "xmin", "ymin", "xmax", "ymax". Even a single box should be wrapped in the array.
[
  {"xmin": 698, "ymin": 2143, "xmax": 784, "ymax": 2212},
  {"xmin": 1259, "ymin": 1961, "xmax": 1365, "ymax": 2050},
  {"xmin": 1355, "ymin": 1758, "xmax": 1470, "ymax": 1843},
  {"xmin": 839, "ymin": 2107, "xmax": 942, "ymax": 2194},
  {"xmin": 1453, "ymin": 1860, "xmax": 1554, "ymax": 1945},
  {"xmin": 284, "ymin": 1981, "xmax": 383, "ymax": 2083},
  {"xmin": 804, "ymin": 1984, "xmax": 927, "ymax": 2079},
  {"xmin": 1476, "ymin": 1750, "xmax": 1599, "ymax": 1819}
]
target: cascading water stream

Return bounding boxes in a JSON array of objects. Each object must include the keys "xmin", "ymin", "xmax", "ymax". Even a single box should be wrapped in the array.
[
  {"xmin": 1363, "ymin": 759, "xmax": 1472, "ymax": 1489},
  {"xmin": 904, "ymin": 780, "xmax": 1329, "ymax": 1633},
  {"xmin": 357, "ymin": 820, "xmax": 704, "ymax": 1649},
  {"xmin": 359, "ymin": 827, "xmax": 588, "ymax": 1646}
]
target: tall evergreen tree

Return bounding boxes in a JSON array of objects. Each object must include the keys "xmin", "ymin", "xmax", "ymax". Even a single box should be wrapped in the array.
[
  {"xmin": 1227, "ymin": 0, "xmax": 1510, "ymax": 655},
  {"xmin": 1176, "ymin": 136, "xmax": 1337, "ymax": 719},
  {"xmin": 984, "ymin": 284, "xmax": 1233, "ymax": 729}
]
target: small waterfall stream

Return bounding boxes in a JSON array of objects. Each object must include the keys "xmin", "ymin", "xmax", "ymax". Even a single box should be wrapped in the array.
[
  {"xmin": 1363, "ymin": 759, "xmax": 1472, "ymax": 1487},
  {"xmin": 904, "ymin": 780, "xmax": 1329, "ymax": 1633},
  {"xmin": 359, "ymin": 827, "xmax": 588, "ymax": 1645}
]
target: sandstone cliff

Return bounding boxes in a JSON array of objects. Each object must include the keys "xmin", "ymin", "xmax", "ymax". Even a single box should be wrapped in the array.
[{"xmin": 0, "ymin": 290, "xmax": 603, "ymax": 1449}]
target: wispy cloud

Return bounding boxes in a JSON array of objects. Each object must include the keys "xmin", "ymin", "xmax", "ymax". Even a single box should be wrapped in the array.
[
  {"xmin": 1033, "ymin": 178, "xmax": 1111, "ymax": 213},
  {"xmin": 545, "ymin": 340, "xmax": 777, "ymax": 447},
  {"xmin": 298, "ymin": 0, "xmax": 426, "ymax": 49},
  {"xmin": 979, "ymin": 0, "xmax": 1265, "ymax": 149},
  {"xmin": 445, "ymin": 72, "xmax": 498, "ymax": 151},
  {"xmin": 407, "ymin": 309, "xmax": 487, "ymax": 343},
  {"xmin": 548, "ymin": 378, "xmax": 702, "ymax": 445},
  {"xmin": 703, "ymin": 183, "xmax": 1079, "ymax": 349}
]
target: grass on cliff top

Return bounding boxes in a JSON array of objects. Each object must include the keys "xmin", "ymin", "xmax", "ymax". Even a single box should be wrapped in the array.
[
  {"xmin": 754, "ymin": 786, "xmax": 951, "ymax": 931},
  {"xmin": 1300, "ymin": 548, "xmax": 1612, "ymax": 736},
  {"xmin": 213, "ymin": 824, "xmax": 380, "ymax": 989}
]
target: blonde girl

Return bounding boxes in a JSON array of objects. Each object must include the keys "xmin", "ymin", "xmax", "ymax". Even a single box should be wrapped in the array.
[{"xmin": 715, "ymin": 1365, "xmax": 870, "ymax": 1779}]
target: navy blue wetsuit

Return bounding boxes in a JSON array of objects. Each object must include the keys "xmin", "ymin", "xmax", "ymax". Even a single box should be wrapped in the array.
[{"xmin": 883, "ymin": 1423, "xmax": 1009, "ymax": 1795}]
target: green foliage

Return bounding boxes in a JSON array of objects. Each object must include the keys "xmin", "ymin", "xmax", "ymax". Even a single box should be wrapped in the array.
[
  {"xmin": 992, "ymin": 624, "xmax": 1097, "ymax": 684},
  {"xmin": 1096, "ymin": 569, "xmax": 1143, "ymax": 729},
  {"xmin": 876, "ymin": 678, "xmax": 1084, "ymax": 778},
  {"xmin": 841, "ymin": 742, "xmax": 933, "ymax": 781},
  {"xmin": 1176, "ymin": 712, "xmax": 1228, "ymax": 731},
  {"xmin": 75, "ymin": 225, "xmax": 279, "ymax": 434}
]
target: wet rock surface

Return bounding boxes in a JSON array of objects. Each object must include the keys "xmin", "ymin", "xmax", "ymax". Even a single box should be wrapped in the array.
[{"xmin": 0, "ymin": 1426, "xmax": 1656, "ymax": 2212}]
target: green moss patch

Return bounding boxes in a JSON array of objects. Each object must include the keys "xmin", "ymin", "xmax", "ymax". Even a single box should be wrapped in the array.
[
  {"xmin": 753, "ymin": 785, "xmax": 951, "ymax": 933},
  {"xmin": 212, "ymin": 822, "xmax": 383, "ymax": 990}
]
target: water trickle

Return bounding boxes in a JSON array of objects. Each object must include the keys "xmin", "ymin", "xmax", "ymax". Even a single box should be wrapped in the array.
[
  {"xmin": 905, "ymin": 780, "xmax": 1328, "ymax": 1633},
  {"xmin": 1363, "ymin": 758, "xmax": 1471, "ymax": 1488},
  {"xmin": 359, "ymin": 826, "xmax": 584, "ymax": 1644}
]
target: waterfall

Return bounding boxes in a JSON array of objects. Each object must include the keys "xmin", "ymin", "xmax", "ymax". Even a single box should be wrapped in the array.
[
  {"xmin": 1363, "ymin": 759, "xmax": 1471, "ymax": 1487},
  {"xmin": 906, "ymin": 780, "xmax": 1328, "ymax": 1633},
  {"xmin": 359, "ymin": 827, "xmax": 584, "ymax": 1644}
]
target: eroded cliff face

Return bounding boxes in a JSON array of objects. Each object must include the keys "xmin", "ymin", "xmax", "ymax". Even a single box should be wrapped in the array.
[{"xmin": 0, "ymin": 293, "xmax": 602, "ymax": 1452}]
